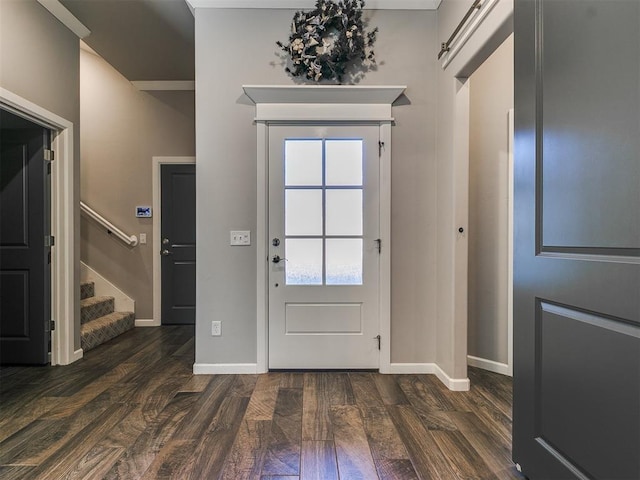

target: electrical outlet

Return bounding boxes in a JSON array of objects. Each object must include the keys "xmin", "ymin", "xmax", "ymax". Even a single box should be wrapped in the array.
[{"xmin": 211, "ymin": 321, "xmax": 221, "ymax": 336}]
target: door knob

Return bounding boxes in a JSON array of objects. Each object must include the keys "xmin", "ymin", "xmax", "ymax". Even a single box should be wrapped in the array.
[
  {"xmin": 161, "ymin": 249, "xmax": 172, "ymax": 256},
  {"xmin": 272, "ymin": 255, "xmax": 286, "ymax": 264}
]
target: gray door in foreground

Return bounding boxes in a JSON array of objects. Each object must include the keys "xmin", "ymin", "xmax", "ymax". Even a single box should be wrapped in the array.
[
  {"xmin": 161, "ymin": 164, "xmax": 195, "ymax": 325},
  {"xmin": 0, "ymin": 110, "xmax": 51, "ymax": 364},
  {"xmin": 513, "ymin": 1, "xmax": 640, "ymax": 479}
]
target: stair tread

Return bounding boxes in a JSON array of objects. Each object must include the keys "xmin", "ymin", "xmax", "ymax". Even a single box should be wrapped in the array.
[
  {"xmin": 82, "ymin": 311, "xmax": 134, "ymax": 328},
  {"xmin": 80, "ymin": 311, "xmax": 135, "ymax": 352},
  {"xmin": 80, "ymin": 295, "xmax": 114, "ymax": 307},
  {"xmin": 80, "ymin": 296, "xmax": 116, "ymax": 325}
]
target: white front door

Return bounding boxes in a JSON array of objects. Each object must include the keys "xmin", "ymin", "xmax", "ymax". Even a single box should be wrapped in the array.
[{"xmin": 268, "ymin": 125, "xmax": 380, "ymax": 369}]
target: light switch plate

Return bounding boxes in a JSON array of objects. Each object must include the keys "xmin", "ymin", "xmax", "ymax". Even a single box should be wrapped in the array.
[{"xmin": 230, "ymin": 230, "xmax": 251, "ymax": 246}]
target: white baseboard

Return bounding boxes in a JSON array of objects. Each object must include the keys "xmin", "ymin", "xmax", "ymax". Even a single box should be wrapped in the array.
[
  {"xmin": 386, "ymin": 363, "xmax": 470, "ymax": 391},
  {"xmin": 191, "ymin": 361, "xmax": 470, "ymax": 391},
  {"xmin": 134, "ymin": 318, "xmax": 158, "ymax": 327},
  {"xmin": 434, "ymin": 364, "xmax": 470, "ymax": 391},
  {"xmin": 193, "ymin": 363, "xmax": 260, "ymax": 374},
  {"xmin": 52, "ymin": 347, "xmax": 83, "ymax": 366},
  {"xmin": 467, "ymin": 355, "xmax": 511, "ymax": 376},
  {"xmin": 386, "ymin": 362, "xmax": 437, "ymax": 374}
]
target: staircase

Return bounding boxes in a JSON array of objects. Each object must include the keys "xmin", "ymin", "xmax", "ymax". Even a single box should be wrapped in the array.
[{"xmin": 80, "ymin": 281, "xmax": 135, "ymax": 352}]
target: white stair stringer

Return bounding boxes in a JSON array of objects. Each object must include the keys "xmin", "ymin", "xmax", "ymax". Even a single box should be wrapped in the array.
[{"xmin": 80, "ymin": 262, "xmax": 135, "ymax": 314}]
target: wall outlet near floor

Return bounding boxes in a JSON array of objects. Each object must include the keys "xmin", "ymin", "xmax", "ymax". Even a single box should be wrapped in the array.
[{"xmin": 211, "ymin": 320, "xmax": 222, "ymax": 336}]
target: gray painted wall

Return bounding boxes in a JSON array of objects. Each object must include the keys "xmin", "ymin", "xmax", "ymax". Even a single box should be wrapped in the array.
[
  {"xmin": 194, "ymin": 8, "xmax": 439, "ymax": 366},
  {"xmin": 0, "ymin": 0, "xmax": 82, "ymax": 349},
  {"xmin": 468, "ymin": 35, "xmax": 513, "ymax": 365},
  {"xmin": 80, "ymin": 47, "xmax": 195, "ymax": 319}
]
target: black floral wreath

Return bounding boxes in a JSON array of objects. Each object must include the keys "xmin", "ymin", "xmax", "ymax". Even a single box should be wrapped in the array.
[{"xmin": 277, "ymin": 0, "xmax": 378, "ymax": 83}]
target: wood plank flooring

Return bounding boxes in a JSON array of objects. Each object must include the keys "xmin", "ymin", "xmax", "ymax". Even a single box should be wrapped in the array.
[{"xmin": 0, "ymin": 326, "xmax": 525, "ymax": 479}]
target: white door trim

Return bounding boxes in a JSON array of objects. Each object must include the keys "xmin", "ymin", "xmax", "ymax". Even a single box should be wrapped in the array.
[
  {"xmin": 439, "ymin": 0, "xmax": 513, "ymax": 382},
  {"xmin": 507, "ymin": 108, "xmax": 514, "ymax": 376},
  {"xmin": 152, "ymin": 156, "xmax": 196, "ymax": 327},
  {"xmin": 245, "ymin": 85, "xmax": 405, "ymax": 373},
  {"xmin": 0, "ymin": 87, "xmax": 79, "ymax": 365}
]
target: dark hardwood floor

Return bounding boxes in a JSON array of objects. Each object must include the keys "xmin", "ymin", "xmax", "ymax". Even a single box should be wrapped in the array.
[{"xmin": 0, "ymin": 326, "xmax": 525, "ymax": 479}]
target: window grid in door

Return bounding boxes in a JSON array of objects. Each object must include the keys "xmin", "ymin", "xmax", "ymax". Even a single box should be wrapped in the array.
[{"xmin": 284, "ymin": 138, "xmax": 364, "ymax": 286}]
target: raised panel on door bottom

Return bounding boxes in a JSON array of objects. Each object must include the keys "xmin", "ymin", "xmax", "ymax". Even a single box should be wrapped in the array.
[
  {"xmin": 536, "ymin": 302, "xmax": 640, "ymax": 479},
  {"xmin": 0, "ymin": 271, "xmax": 29, "ymax": 337},
  {"xmin": 171, "ymin": 262, "xmax": 196, "ymax": 307},
  {"xmin": 285, "ymin": 303, "xmax": 362, "ymax": 334}
]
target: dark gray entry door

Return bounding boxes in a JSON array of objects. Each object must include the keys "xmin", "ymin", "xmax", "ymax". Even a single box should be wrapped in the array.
[
  {"xmin": 161, "ymin": 164, "xmax": 195, "ymax": 325},
  {"xmin": 0, "ymin": 111, "xmax": 51, "ymax": 364},
  {"xmin": 513, "ymin": 1, "xmax": 639, "ymax": 479}
]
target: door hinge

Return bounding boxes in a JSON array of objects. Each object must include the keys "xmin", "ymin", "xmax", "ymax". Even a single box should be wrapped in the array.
[
  {"xmin": 44, "ymin": 149, "xmax": 55, "ymax": 162},
  {"xmin": 374, "ymin": 334, "xmax": 381, "ymax": 350},
  {"xmin": 378, "ymin": 141, "xmax": 385, "ymax": 157},
  {"xmin": 375, "ymin": 238, "xmax": 381, "ymax": 254},
  {"xmin": 50, "ymin": 320, "xmax": 56, "ymax": 331},
  {"xmin": 44, "ymin": 235, "xmax": 55, "ymax": 247}
]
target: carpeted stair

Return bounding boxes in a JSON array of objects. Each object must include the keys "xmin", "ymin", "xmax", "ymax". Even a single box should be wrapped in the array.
[{"xmin": 80, "ymin": 281, "xmax": 135, "ymax": 352}]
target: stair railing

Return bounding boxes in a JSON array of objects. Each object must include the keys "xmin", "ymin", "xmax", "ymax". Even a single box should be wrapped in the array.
[{"xmin": 80, "ymin": 201, "xmax": 139, "ymax": 247}]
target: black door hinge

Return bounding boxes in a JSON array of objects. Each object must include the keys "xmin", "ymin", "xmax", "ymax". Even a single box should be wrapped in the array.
[
  {"xmin": 374, "ymin": 334, "xmax": 381, "ymax": 350},
  {"xmin": 50, "ymin": 320, "xmax": 55, "ymax": 331}
]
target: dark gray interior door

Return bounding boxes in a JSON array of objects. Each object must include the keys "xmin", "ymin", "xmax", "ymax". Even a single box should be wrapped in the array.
[
  {"xmin": 513, "ymin": 1, "xmax": 640, "ymax": 479},
  {"xmin": 0, "ymin": 110, "xmax": 51, "ymax": 364},
  {"xmin": 161, "ymin": 164, "xmax": 195, "ymax": 325}
]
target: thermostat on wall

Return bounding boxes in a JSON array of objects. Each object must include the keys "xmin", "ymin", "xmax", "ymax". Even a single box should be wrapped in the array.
[{"xmin": 136, "ymin": 206, "xmax": 152, "ymax": 218}]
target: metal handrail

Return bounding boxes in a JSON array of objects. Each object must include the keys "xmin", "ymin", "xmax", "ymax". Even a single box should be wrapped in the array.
[
  {"xmin": 438, "ymin": 0, "xmax": 482, "ymax": 59},
  {"xmin": 80, "ymin": 201, "xmax": 138, "ymax": 247}
]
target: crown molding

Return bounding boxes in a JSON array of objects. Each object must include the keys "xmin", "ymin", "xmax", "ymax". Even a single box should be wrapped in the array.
[
  {"xmin": 243, "ymin": 85, "xmax": 406, "ymax": 122},
  {"xmin": 37, "ymin": 0, "xmax": 90, "ymax": 39},
  {"xmin": 186, "ymin": 0, "xmax": 441, "ymax": 10},
  {"xmin": 243, "ymin": 85, "xmax": 406, "ymax": 105}
]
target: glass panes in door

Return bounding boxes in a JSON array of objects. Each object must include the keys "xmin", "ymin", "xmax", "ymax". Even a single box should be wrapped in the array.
[{"xmin": 284, "ymin": 138, "xmax": 364, "ymax": 285}]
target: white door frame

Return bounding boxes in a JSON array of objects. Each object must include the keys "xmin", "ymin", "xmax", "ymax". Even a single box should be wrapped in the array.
[
  {"xmin": 441, "ymin": 4, "xmax": 514, "ymax": 379},
  {"xmin": 151, "ymin": 156, "xmax": 196, "ymax": 327},
  {"xmin": 1, "ymin": 88, "xmax": 78, "ymax": 365},
  {"xmin": 244, "ymin": 85, "xmax": 405, "ymax": 373}
]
